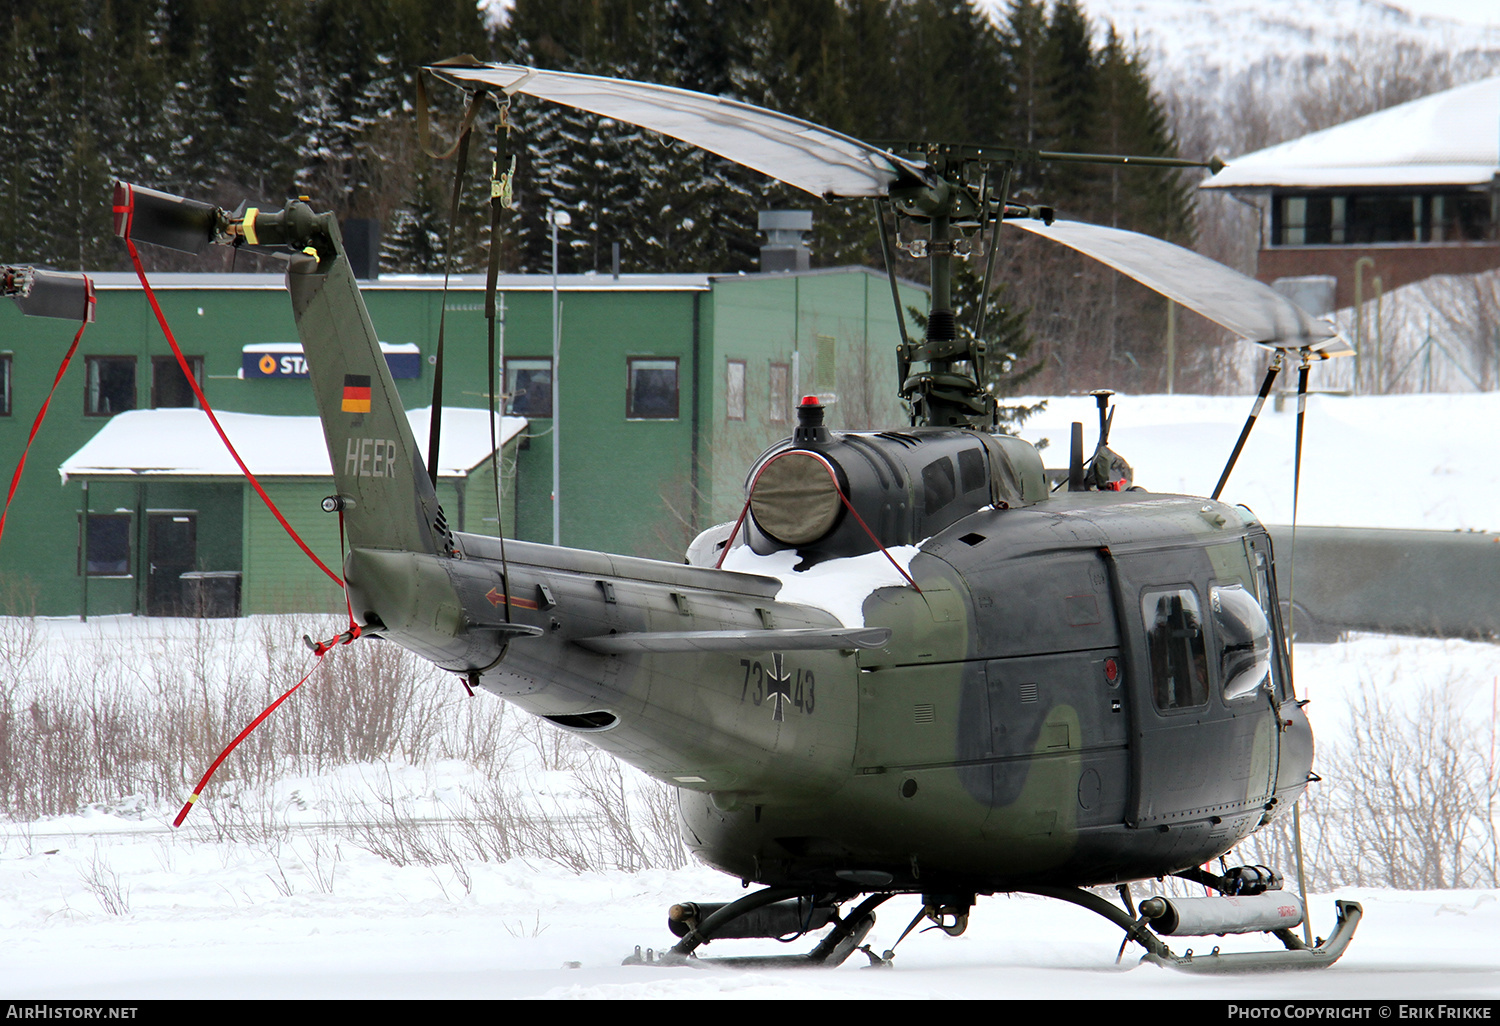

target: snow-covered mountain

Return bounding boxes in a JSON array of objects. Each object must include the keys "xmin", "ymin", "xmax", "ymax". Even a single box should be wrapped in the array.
[{"xmin": 1036, "ymin": 0, "xmax": 1500, "ymax": 85}]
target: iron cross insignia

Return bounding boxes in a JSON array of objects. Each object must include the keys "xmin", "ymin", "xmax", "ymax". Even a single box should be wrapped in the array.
[{"xmin": 766, "ymin": 652, "xmax": 792, "ymax": 722}]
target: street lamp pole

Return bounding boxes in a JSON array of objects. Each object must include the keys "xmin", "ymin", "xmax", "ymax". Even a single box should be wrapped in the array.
[{"xmin": 548, "ymin": 207, "xmax": 571, "ymax": 547}]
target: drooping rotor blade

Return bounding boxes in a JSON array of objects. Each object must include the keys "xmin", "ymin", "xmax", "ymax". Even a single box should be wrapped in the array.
[
  {"xmin": 112, "ymin": 181, "xmax": 226, "ymax": 254},
  {"xmin": 3, "ymin": 266, "xmax": 95, "ymax": 321},
  {"xmin": 1008, "ymin": 218, "xmax": 1352, "ymax": 356},
  {"xmin": 1267, "ymin": 525, "xmax": 1500, "ymax": 641},
  {"xmin": 424, "ymin": 61, "xmax": 934, "ymax": 199}
]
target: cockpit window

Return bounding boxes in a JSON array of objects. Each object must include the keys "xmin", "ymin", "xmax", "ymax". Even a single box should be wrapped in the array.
[
  {"xmin": 1143, "ymin": 588, "xmax": 1209, "ymax": 710},
  {"xmin": 1212, "ymin": 583, "xmax": 1272, "ymax": 701},
  {"xmin": 958, "ymin": 448, "xmax": 986, "ymax": 494},
  {"xmin": 922, "ymin": 457, "xmax": 956, "ymax": 516}
]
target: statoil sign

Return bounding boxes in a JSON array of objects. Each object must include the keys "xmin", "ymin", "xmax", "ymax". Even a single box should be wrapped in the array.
[{"xmin": 242, "ymin": 343, "xmax": 422, "ymax": 379}]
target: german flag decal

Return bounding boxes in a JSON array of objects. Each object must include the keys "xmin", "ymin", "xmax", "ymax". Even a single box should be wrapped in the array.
[{"xmin": 341, "ymin": 374, "xmax": 372, "ymax": 413}]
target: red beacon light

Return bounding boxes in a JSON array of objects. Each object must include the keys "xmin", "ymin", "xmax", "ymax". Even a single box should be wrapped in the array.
[{"xmin": 793, "ymin": 395, "xmax": 830, "ymax": 445}]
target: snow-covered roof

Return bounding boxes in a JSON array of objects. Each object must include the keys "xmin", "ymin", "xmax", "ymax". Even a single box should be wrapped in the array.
[
  {"xmin": 59, "ymin": 407, "xmax": 526, "ymax": 482},
  {"xmin": 1202, "ymin": 75, "xmax": 1500, "ymax": 190},
  {"xmin": 85, "ymin": 272, "xmax": 713, "ymax": 292}
]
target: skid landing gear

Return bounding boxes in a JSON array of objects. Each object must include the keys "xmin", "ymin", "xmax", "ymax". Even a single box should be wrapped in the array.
[
  {"xmin": 621, "ymin": 887, "xmax": 892, "ymax": 969},
  {"xmin": 624, "ymin": 868, "xmax": 1362, "ymax": 973},
  {"xmin": 1028, "ymin": 881, "xmax": 1363, "ymax": 974}
]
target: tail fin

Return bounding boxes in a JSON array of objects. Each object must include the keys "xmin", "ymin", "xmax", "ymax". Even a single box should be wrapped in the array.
[
  {"xmin": 280, "ymin": 218, "xmax": 450, "ymax": 558},
  {"xmin": 110, "ymin": 186, "xmax": 451, "ymax": 559}
]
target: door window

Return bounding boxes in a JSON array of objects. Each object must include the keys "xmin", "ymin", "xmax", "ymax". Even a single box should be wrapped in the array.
[{"xmin": 1142, "ymin": 587, "xmax": 1209, "ymax": 710}]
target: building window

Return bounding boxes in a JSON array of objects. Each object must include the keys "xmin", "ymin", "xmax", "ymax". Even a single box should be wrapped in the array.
[
  {"xmin": 85, "ymin": 356, "xmax": 136, "ymax": 416},
  {"xmin": 1430, "ymin": 193, "xmax": 1491, "ymax": 242},
  {"xmin": 627, "ymin": 358, "xmax": 679, "ymax": 420},
  {"xmin": 0, "ymin": 354, "xmax": 10, "ymax": 416},
  {"xmin": 726, "ymin": 359, "xmax": 746, "ymax": 421},
  {"xmin": 505, "ymin": 358, "xmax": 553, "ymax": 417},
  {"xmin": 80, "ymin": 513, "xmax": 131, "ymax": 576},
  {"xmin": 1142, "ymin": 587, "xmax": 1209, "ymax": 711},
  {"xmin": 152, "ymin": 355, "xmax": 203, "ymax": 408},
  {"xmin": 769, "ymin": 362, "xmax": 789, "ymax": 423},
  {"xmin": 1273, "ymin": 189, "xmax": 1493, "ymax": 247}
]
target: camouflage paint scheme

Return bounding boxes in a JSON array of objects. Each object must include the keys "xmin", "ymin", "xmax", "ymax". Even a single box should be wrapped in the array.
[{"xmin": 286, "ymin": 229, "xmax": 1312, "ymax": 900}]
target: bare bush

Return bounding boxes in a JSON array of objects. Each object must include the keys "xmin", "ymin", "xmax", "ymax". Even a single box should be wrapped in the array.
[
  {"xmin": 572, "ymin": 751, "xmax": 688, "ymax": 872},
  {"xmin": 0, "ymin": 617, "xmax": 507, "ymax": 819},
  {"xmin": 1329, "ymin": 271, "xmax": 1500, "ymax": 394},
  {"xmin": 335, "ymin": 755, "xmax": 688, "ymax": 876},
  {"xmin": 81, "ymin": 848, "xmax": 131, "ymax": 916},
  {"xmin": 1237, "ymin": 673, "xmax": 1499, "ymax": 891},
  {"xmin": 0, "ymin": 613, "xmax": 692, "ymax": 879}
]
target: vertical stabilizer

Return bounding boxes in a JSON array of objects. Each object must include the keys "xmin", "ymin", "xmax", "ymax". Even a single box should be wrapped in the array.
[{"xmin": 283, "ymin": 235, "xmax": 450, "ymax": 558}]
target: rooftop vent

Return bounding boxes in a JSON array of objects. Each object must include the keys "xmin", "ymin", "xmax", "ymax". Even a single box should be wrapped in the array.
[{"xmin": 758, "ymin": 210, "xmax": 812, "ymax": 273}]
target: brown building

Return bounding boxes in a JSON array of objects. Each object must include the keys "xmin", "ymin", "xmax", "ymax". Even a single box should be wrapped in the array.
[{"xmin": 1202, "ymin": 76, "xmax": 1500, "ymax": 314}]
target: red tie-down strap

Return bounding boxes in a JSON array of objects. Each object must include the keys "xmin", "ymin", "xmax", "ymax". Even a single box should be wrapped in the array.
[
  {"xmin": 123, "ymin": 236, "xmax": 374, "ymax": 828},
  {"xmin": 172, "ymin": 511, "xmax": 362, "ymax": 828},
  {"xmin": 0, "ymin": 285, "xmax": 95, "ymax": 554},
  {"xmin": 171, "ymin": 623, "xmax": 360, "ymax": 827},
  {"xmin": 123, "ymin": 238, "xmax": 345, "ymax": 590}
]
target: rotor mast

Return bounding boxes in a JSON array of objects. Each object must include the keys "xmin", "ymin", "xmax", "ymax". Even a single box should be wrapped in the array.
[{"xmin": 883, "ymin": 144, "xmax": 1221, "ymax": 431}]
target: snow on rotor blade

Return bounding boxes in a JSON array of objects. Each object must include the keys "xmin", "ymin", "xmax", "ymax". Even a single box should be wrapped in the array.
[
  {"xmin": 1009, "ymin": 218, "xmax": 1352, "ymax": 356},
  {"xmin": 424, "ymin": 62, "xmax": 932, "ymax": 199}
]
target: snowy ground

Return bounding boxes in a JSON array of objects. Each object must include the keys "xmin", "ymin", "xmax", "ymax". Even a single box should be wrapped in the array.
[
  {"xmin": 2, "ymin": 788, "xmax": 1496, "ymax": 1000},
  {"xmin": 2, "ymin": 853, "xmax": 1498, "ymax": 999},
  {"xmin": 3, "ymin": 393, "xmax": 1498, "ymax": 1000}
]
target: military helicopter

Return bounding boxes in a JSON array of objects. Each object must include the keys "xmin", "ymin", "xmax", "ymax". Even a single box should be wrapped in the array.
[{"xmin": 109, "ymin": 60, "xmax": 1369, "ymax": 973}]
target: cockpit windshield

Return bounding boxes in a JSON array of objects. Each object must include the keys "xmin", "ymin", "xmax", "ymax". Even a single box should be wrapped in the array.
[{"xmin": 1212, "ymin": 584, "xmax": 1272, "ymax": 701}]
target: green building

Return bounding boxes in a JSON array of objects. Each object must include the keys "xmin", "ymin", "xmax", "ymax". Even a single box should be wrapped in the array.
[{"xmin": 0, "ymin": 267, "xmax": 921, "ymax": 618}]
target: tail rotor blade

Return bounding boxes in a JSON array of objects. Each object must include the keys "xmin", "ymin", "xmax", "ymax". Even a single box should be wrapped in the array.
[
  {"xmin": 112, "ymin": 181, "xmax": 224, "ymax": 253},
  {"xmin": 3, "ymin": 266, "xmax": 95, "ymax": 321}
]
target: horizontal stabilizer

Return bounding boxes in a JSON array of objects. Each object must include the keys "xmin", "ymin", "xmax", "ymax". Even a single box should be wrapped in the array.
[
  {"xmin": 424, "ymin": 61, "xmax": 932, "ymax": 199},
  {"xmin": 1008, "ymin": 219, "xmax": 1353, "ymax": 356},
  {"xmin": 576, "ymin": 626, "xmax": 891, "ymax": 654}
]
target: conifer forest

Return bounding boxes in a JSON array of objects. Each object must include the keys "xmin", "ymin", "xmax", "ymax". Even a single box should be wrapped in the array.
[{"xmin": 2, "ymin": 0, "xmax": 1220, "ymax": 394}]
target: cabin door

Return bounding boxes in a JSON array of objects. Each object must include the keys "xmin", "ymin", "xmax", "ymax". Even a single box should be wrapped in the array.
[{"xmin": 1115, "ymin": 549, "xmax": 1266, "ymax": 829}]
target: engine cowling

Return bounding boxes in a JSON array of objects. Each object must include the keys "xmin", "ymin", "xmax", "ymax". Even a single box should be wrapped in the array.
[{"xmin": 740, "ymin": 397, "xmax": 1049, "ymax": 564}]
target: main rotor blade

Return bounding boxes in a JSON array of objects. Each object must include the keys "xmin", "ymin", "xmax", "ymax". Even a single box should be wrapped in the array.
[
  {"xmin": 1008, "ymin": 218, "xmax": 1352, "ymax": 356},
  {"xmin": 424, "ymin": 61, "xmax": 933, "ymax": 199}
]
